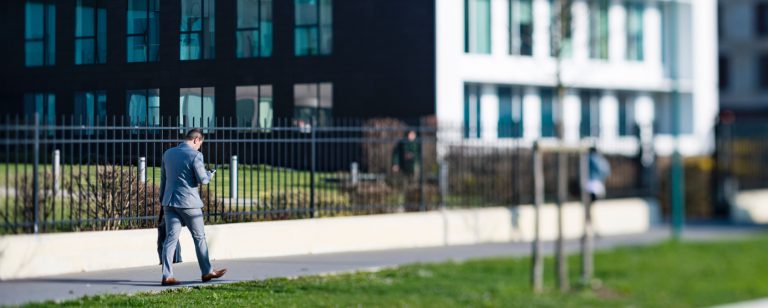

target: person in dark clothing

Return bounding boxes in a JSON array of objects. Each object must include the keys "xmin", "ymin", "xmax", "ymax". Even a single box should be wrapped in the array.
[
  {"xmin": 391, "ymin": 130, "xmax": 421, "ymax": 178},
  {"xmin": 391, "ymin": 130, "xmax": 422, "ymax": 211},
  {"xmin": 586, "ymin": 146, "xmax": 611, "ymax": 201}
]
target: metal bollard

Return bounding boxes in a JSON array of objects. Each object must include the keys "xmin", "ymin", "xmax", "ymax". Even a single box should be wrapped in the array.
[
  {"xmin": 53, "ymin": 150, "xmax": 60, "ymax": 193},
  {"xmin": 350, "ymin": 162, "xmax": 359, "ymax": 185},
  {"xmin": 231, "ymin": 155, "xmax": 238, "ymax": 202},
  {"xmin": 439, "ymin": 162, "xmax": 448, "ymax": 208},
  {"xmin": 138, "ymin": 157, "xmax": 146, "ymax": 183}
]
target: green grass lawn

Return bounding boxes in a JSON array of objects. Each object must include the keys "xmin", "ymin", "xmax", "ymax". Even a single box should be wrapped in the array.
[{"xmin": 27, "ymin": 235, "xmax": 768, "ymax": 307}]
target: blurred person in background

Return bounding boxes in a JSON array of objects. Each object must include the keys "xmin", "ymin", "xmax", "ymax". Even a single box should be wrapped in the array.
[
  {"xmin": 587, "ymin": 146, "xmax": 611, "ymax": 201},
  {"xmin": 391, "ymin": 129, "xmax": 422, "ymax": 211}
]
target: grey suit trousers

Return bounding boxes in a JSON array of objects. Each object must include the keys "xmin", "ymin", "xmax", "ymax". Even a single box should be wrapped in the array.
[{"xmin": 162, "ymin": 206, "xmax": 212, "ymax": 279}]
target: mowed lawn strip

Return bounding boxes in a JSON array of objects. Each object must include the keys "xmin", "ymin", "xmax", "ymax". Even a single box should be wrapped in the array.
[{"xmin": 27, "ymin": 235, "xmax": 768, "ymax": 307}]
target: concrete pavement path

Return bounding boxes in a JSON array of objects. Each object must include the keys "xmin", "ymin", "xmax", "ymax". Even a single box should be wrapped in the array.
[{"xmin": 0, "ymin": 225, "xmax": 764, "ymax": 306}]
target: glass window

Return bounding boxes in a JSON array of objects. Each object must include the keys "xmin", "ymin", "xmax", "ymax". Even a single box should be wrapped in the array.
[
  {"xmin": 719, "ymin": 55, "xmax": 729, "ymax": 91},
  {"xmin": 74, "ymin": 91, "xmax": 107, "ymax": 135},
  {"xmin": 465, "ymin": 0, "xmax": 491, "ymax": 54},
  {"xmin": 626, "ymin": 1, "xmax": 644, "ymax": 61},
  {"xmin": 75, "ymin": 0, "xmax": 107, "ymax": 64},
  {"xmin": 498, "ymin": 87, "xmax": 524, "ymax": 138},
  {"xmin": 294, "ymin": 83, "xmax": 332, "ymax": 128},
  {"xmin": 588, "ymin": 0, "xmax": 609, "ymax": 60},
  {"xmin": 760, "ymin": 55, "xmax": 768, "ymax": 90},
  {"xmin": 23, "ymin": 93, "xmax": 56, "ymax": 128},
  {"xmin": 510, "ymin": 0, "xmax": 533, "ymax": 56},
  {"xmin": 757, "ymin": 3, "xmax": 768, "ymax": 37},
  {"xmin": 618, "ymin": 93, "xmax": 636, "ymax": 136},
  {"xmin": 295, "ymin": 0, "xmax": 332, "ymax": 56},
  {"xmin": 181, "ymin": 0, "xmax": 215, "ymax": 60},
  {"xmin": 463, "ymin": 84, "xmax": 482, "ymax": 138},
  {"xmin": 127, "ymin": 0, "xmax": 160, "ymax": 62},
  {"xmin": 237, "ymin": 0, "xmax": 273, "ymax": 58},
  {"xmin": 127, "ymin": 89, "xmax": 160, "ymax": 128},
  {"xmin": 579, "ymin": 90, "xmax": 601, "ymax": 137},
  {"xmin": 549, "ymin": 0, "xmax": 573, "ymax": 58},
  {"xmin": 236, "ymin": 85, "xmax": 274, "ymax": 129},
  {"xmin": 180, "ymin": 87, "xmax": 215, "ymax": 130},
  {"xmin": 540, "ymin": 88, "xmax": 557, "ymax": 138},
  {"xmin": 25, "ymin": 1, "xmax": 55, "ymax": 67}
]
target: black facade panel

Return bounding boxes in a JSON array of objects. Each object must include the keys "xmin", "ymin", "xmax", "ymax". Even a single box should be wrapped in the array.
[{"xmin": 0, "ymin": 0, "xmax": 436, "ymax": 121}]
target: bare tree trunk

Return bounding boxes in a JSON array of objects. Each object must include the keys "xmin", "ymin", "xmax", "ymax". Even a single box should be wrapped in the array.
[
  {"xmin": 580, "ymin": 151, "xmax": 594, "ymax": 285},
  {"xmin": 556, "ymin": 151, "xmax": 569, "ymax": 291},
  {"xmin": 531, "ymin": 142, "xmax": 544, "ymax": 293}
]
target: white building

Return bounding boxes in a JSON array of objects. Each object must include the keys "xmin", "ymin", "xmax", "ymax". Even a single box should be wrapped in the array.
[
  {"xmin": 719, "ymin": 0, "xmax": 768, "ymax": 113},
  {"xmin": 436, "ymin": 0, "xmax": 718, "ymax": 156}
]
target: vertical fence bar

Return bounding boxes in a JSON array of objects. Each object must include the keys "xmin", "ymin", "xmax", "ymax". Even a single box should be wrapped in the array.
[
  {"xmin": 531, "ymin": 141, "xmax": 543, "ymax": 293},
  {"xmin": 556, "ymin": 150, "xmax": 569, "ymax": 291},
  {"xmin": 53, "ymin": 149, "xmax": 60, "ymax": 195},
  {"xmin": 32, "ymin": 113, "xmax": 40, "ymax": 234},
  {"xmin": 310, "ymin": 117, "xmax": 316, "ymax": 218},
  {"xmin": 231, "ymin": 155, "xmax": 238, "ymax": 203},
  {"xmin": 580, "ymin": 149, "xmax": 594, "ymax": 284}
]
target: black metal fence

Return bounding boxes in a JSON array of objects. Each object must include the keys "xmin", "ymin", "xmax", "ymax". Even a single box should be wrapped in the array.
[
  {"xmin": 713, "ymin": 117, "xmax": 768, "ymax": 216},
  {"xmin": 0, "ymin": 115, "xmax": 652, "ymax": 234}
]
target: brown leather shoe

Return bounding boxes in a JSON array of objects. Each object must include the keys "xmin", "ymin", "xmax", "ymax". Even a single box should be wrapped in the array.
[
  {"xmin": 161, "ymin": 277, "xmax": 181, "ymax": 286},
  {"xmin": 201, "ymin": 268, "xmax": 227, "ymax": 282}
]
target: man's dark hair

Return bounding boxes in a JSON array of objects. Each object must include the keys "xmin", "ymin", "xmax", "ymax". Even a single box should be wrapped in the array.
[{"xmin": 185, "ymin": 129, "xmax": 205, "ymax": 141}]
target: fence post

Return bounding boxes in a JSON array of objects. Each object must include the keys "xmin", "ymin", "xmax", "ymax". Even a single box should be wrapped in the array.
[
  {"xmin": 531, "ymin": 141, "xmax": 543, "ymax": 293},
  {"xmin": 439, "ymin": 161, "xmax": 448, "ymax": 209},
  {"xmin": 418, "ymin": 126, "xmax": 425, "ymax": 212},
  {"xmin": 580, "ymin": 149, "xmax": 594, "ymax": 285},
  {"xmin": 32, "ymin": 113, "xmax": 40, "ymax": 234},
  {"xmin": 53, "ymin": 150, "xmax": 61, "ymax": 193},
  {"xmin": 231, "ymin": 155, "xmax": 238, "ymax": 203},
  {"xmin": 138, "ymin": 157, "xmax": 146, "ymax": 183},
  {"xmin": 310, "ymin": 118, "xmax": 316, "ymax": 218}
]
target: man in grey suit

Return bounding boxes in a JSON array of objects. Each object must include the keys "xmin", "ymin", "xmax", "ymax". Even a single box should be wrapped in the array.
[{"xmin": 159, "ymin": 129, "xmax": 227, "ymax": 286}]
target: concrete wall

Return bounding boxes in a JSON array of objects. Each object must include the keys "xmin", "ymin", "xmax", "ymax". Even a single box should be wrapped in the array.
[{"xmin": 0, "ymin": 198, "xmax": 659, "ymax": 280}]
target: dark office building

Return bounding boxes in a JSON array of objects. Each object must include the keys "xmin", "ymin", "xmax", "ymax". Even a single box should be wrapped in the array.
[{"xmin": 0, "ymin": 0, "xmax": 435, "ymax": 128}]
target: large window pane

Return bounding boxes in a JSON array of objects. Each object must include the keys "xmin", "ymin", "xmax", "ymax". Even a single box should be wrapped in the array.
[
  {"xmin": 236, "ymin": 0, "xmax": 272, "ymax": 58},
  {"xmin": 294, "ymin": 83, "xmax": 332, "ymax": 128},
  {"xmin": 25, "ymin": 1, "xmax": 55, "ymax": 67},
  {"xmin": 127, "ymin": 89, "xmax": 160, "ymax": 128},
  {"xmin": 463, "ymin": 84, "xmax": 482, "ymax": 138},
  {"xmin": 180, "ymin": 87, "xmax": 215, "ymax": 130},
  {"xmin": 498, "ymin": 87, "xmax": 524, "ymax": 138},
  {"xmin": 549, "ymin": 0, "xmax": 572, "ymax": 58},
  {"xmin": 236, "ymin": 85, "xmax": 273, "ymax": 130},
  {"xmin": 75, "ymin": 91, "xmax": 107, "ymax": 135},
  {"xmin": 588, "ymin": 0, "xmax": 609, "ymax": 60},
  {"xmin": 579, "ymin": 90, "xmax": 601, "ymax": 137},
  {"xmin": 510, "ymin": 0, "xmax": 533, "ymax": 56},
  {"xmin": 540, "ymin": 88, "xmax": 556, "ymax": 138},
  {"xmin": 295, "ymin": 0, "xmax": 332, "ymax": 56},
  {"xmin": 23, "ymin": 93, "xmax": 56, "ymax": 128},
  {"xmin": 465, "ymin": 0, "xmax": 491, "ymax": 54},
  {"xmin": 626, "ymin": 1, "xmax": 644, "ymax": 61},
  {"xmin": 127, "ymin": 0, "xmax": 159, "ymax": 62},
  {"xmin": 75, "ymin": 0, "xmax": 107, "ymax": 65},
  {"xmin": 618, "ymin": 93, "xmax": 636, "ymax": 136},
  {"xmin": 181, "ymin": 0, "xmax": 215, "ymax": 60}
]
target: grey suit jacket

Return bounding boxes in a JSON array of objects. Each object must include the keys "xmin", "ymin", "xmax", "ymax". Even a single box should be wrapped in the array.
[{"xmin": 160, "ymin": 143, "xmax": 214, "ymax": 208}]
